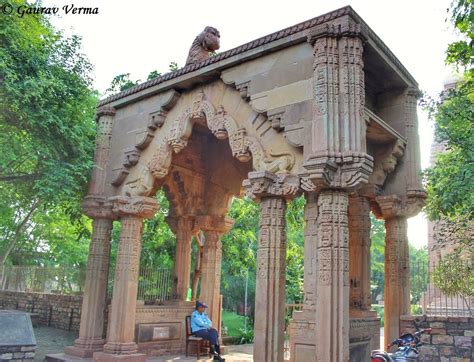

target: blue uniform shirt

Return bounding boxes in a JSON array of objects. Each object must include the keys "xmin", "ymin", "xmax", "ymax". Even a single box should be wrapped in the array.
[{"xmin": 191, "ymin": 310, "xmax": 212, "ymax": 333}]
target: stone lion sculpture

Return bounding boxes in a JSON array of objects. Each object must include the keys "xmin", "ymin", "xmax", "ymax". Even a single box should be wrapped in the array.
[{"xmin": 185, "ymin": 26, "xmax": 220, "ymax": 66}]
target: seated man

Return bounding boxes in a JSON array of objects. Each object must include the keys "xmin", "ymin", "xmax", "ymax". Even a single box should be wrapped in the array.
[{"xmin": 191, "ymin": 301, "xmax": 224, "ymax": 361}]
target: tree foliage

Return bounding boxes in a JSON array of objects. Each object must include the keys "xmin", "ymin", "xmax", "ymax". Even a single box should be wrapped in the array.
[
  {"xmin": 422, "ymin": 0, "xmax": 474, "ymax": 221},
  {"xmin": 0, "ymin": 0, "xmax": 97, "ymax": 269},
  {"xmin": 433, "ymin": 247, "xmax": 473, "ymax": 316}
]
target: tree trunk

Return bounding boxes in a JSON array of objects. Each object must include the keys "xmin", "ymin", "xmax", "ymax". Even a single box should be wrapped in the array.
[{"xmin": 0, "ymin": 201, "xmax": 40, "ymax": 287}]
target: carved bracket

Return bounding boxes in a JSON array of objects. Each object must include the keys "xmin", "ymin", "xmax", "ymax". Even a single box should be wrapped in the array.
[
  {"xmin": 109, "ymin": 195, "xmax": 159, "ymax": 219},
  {"xmin": 243, "ymin": 171, "xmax": 300, "ymax": 200},
  {"xmin": 110, "ymin": 90, "xmax": 180, "ymax": 188},
  {"xmin": 81, "ymin": 195, "xmax": 116, "ymax": 220},
  {"xmin": 369, "ymin": 139, "xmax": 406, "ymax": 187},
  {"xmin": 301, "ymin": 152, "xmax": 373, "ymax": 192},
  {"xmin": 376, "ymin": 192, "xmax": 426, "ymax": 220}
]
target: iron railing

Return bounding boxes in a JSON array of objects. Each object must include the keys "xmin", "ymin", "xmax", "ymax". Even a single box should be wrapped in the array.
[{"xmin": 1, "ymin": 265, "xmax": 174, "ymax": 302}]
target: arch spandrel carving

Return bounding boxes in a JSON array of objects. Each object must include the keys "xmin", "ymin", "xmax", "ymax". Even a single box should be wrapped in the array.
[{"xmin": 110, "ymin": 80, "xmax": 303, "ymax": 198}]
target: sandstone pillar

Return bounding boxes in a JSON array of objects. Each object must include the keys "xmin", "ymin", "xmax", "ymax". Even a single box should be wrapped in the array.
[
  {"xmin": 96, "ymin": 196, "xmax": 158, "ymax": 362},
  {"xmin": 66, "ymin": 210, "xmax": 113, "ymax": 357},
  {"xmin": 384, "ymin": 216, "xmax": 409, "ymax": 347},
  {"xmin": 170, "ymin": 217, "xmax": 194, "ymax": 301},
  {"xmin": 88, "ymin": 106, "xmax": 116, "ymax": 196},
  {"xmin": 315, "ymin": 190, "xmax": 350, "ymax": 362},
  {"xmin": 66, "ymin": 106, "xmax": 116, "ymax": 357},
  {"xmin": 348, "ymin": 195, "xmax": 372, "ymax": 312},
  {"xmin": 288, "ymin": 191, "xmax": 317, "ymax": 360},
  {"xmin": 243, "ymin": 172, "xmax": 299, "ymax": 362},
  {"xmin": 198, "ymin": 216, "xmax": 234, "ymax": 332},
  {"xmin": 301, "ymin": 17, "xmax": 373, "ymax": 361}
]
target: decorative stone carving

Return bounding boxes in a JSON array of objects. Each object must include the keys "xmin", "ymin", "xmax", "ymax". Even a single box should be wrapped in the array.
[
  {"xmin": 315, "ymin": 190, "xmax": 350, "ymax": 361},
  {"xmin": 81, "ymin": 196, "xmax": 115, "ymax": 220},
  {"xmin": 369, "ymin": 139, "xmax": 406, "ymax": 187},
  {"xmin": 121, "ymin": 165, "xmax": 155, "ymax": 197},
  {"xmin": 303, "ymin": 16, "xmax": 373, "ymax": 193},
  {"xmin": 111, "ymin": 90, "xmax": 180, "ymax": 188},
  {"xmin": 348, "ymin": 195, "xmax": 371, "ymax": 311},
  {"xmin": 254, "ymin": 196, "xmax": 287, "ymax": 362},
  {"xmin": 383, "ymin": 216, "xmax": 409, "ymax": 348},
  {"xmin": 242, "ymin": 171, "xmax": 300, "ymax": 200},
  {"xmin": 235, "ymin": 81, "xmax": 251, "ymax": 101},
  {"xmin": 169, "ymin": 217, "xmax": 195, "ymax": 300},
  {"xmin": 153, "ymin": 91, "xmax": 297, "ymax": 179},
  {"xmin": 302, "ymin": 153, "xmax": 374, "ymax": 192},
  {"xmin": 66, "ymin": 217, "xmax": 113, "ymax": 357},
  {"xmin": 268, "ymin": 109, "xmax": 285, "ymax": 132},
  {"xmin": 148, "ymin": 142, "xmax": 173, "ymax": 179},
  {"xmin": 376, "ymin": 193, "xmax": 426, "ymax": 220},
  {"xmin": 88, "ymin": 106, "xmax": 116, "ymax": 196},
  {"xmin": 185, "ymin": 27, "xmax": 220, "ymax": 66},
  {"xmin": 109, "ymin": 196, "xmax": 159, "ymax": 219},
  {"xmin": 123, "ymin": 147, "xmax": 141, "ymax": 168},
  {"xmin": 96, "ymin": 105, "xmax": 116, "ymax": 119}
]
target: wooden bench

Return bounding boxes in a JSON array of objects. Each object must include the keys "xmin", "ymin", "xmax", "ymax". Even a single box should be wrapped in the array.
[{"xmin": 185, "ymin": 315, "xmax": 209, "ymax": 358}]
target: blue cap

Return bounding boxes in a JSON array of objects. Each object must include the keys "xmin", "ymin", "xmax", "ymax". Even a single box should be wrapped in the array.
[{"xmin": 196, "ymin": 301, "xmax": 208, "ymax": 309}]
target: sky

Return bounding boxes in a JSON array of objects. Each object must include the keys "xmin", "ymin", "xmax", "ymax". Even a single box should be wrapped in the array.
[{"xmin": 43, "ymin": 0, "xmax": 457, "ymax": 248}]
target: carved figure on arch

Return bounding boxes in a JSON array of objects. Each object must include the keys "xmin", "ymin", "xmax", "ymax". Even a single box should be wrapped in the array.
[{"xmin": 186, "ymin": 27, "xmax": 220, "ymax": 66}]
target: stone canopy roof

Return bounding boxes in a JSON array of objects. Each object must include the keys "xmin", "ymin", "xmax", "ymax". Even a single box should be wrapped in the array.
[{"xmin": 98, "ymin": 5, "xmax": 417, "ymax": 108}]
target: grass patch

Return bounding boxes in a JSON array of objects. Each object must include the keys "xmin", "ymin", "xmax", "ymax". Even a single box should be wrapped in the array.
[{"xmin": 222, "ymin": 310, "xmax": 247, "ymax": 337}]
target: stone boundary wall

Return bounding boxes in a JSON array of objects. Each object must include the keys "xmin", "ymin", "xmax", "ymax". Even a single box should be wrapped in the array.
[
  {"xmin": 0, "ymin": 345, "xmax": 35, "ymax": 362},
  {"xmin": 400, "ymin": 315, "xmax": 473, "ymax": 362},
  {"xmin": 0, "ymin": 291, "xmax": 82, "ymax": 331}
]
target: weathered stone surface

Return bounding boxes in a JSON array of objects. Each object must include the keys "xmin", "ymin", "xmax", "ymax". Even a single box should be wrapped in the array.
[
  {"xmin": 454, "ymin": 336, "xmax": 472, "ymax": 348},
  {"xmin": 0, "ymin": 311, "xmax": 36, "ymax": 346},
  {"xmin": 432, "ymin": 335, "xmax": 454, "ymax": 345},
  {"xmin": 74, "ymin": 6, "xmax": 426, "ymax": 362}
]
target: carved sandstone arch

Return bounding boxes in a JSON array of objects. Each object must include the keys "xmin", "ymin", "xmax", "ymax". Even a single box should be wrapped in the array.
[{"xmin": 147, "ymin": 90, "xmax": 295, "ymax": 182}]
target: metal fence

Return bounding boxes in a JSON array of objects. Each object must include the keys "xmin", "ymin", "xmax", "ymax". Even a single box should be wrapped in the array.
[
  {"xmin": 136, "ymin": 267, "xmax": 173, "ymax": 303},
  {"xmin": 1, "ymin": 265, "xmax": 174, "ymax": 303},
  {"xmin": 0, "ymin": 265, "xmax": 86, "ymax": 294},
  {"xmin": 411, "ymin": 259, "xmax": 473, "ymax": 317}
]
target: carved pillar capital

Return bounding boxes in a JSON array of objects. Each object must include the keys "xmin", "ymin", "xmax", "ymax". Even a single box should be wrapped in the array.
[
  {"xmin": 307, "ymin": 16, "xmax": 367, "ymax": 44},
  {"xmin": 242, "ymin": 171, "xmax": 299, "ymax": 201},
  {"xmin": 301, "ymin": 153, "xmax": 374, "ymax": 192},
  {"xmin": 196, "ymin": 215, "xmax": 234, "ymax": 233},
  {"xmin": 81, "ymin": 196, "xmax": 116, "ymax": 220},
  {"xmin": 96, "ymin": 105, "xmax": 116, "ymax": 120},
  {"xmin": 376, "ymin": 193, "xmax": 426, "ymax": 220},
  {"xmin": 109, "ymin": 196, "xmax": 159, "ymax": 219}
]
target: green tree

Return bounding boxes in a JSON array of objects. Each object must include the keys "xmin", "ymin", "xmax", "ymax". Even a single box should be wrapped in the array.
[
  {"xmin": 423, "ymin": 0, "xmax": 474, "ymax": 221},
  {"xmin": 433, "ymin": 247, "xmax": 473, "ymax": 316},
  {"xmin": 370, "ymin": 214, "xmax": 385, "ymax": 304},
  {"xmin": 0, "ymin": 0, "xmax": 98, "ymax": 272}
]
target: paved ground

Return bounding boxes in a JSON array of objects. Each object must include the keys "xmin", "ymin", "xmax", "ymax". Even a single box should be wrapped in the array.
[
  {"xmin": 33, "ymin": 327, "xmax": 252, "ymax": 361},
  {"xmin": 34, "ymin": 326, "xmax": 78, "ymax": 361}
]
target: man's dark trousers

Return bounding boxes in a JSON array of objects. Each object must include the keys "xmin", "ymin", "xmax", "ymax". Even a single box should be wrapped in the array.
[{"xmin": 194, "ymin": 328, "xmax": 219, "ymax": 350}]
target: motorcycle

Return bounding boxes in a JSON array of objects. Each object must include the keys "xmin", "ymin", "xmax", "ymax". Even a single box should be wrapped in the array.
[{"xmin": 370, "ymin": 319, "xmax": 432, "ymax": 361}]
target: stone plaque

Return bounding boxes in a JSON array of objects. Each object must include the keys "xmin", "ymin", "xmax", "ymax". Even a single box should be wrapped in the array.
[
  {"xmin": 152, "ymin": 327, "xmax": 170, "ymax": 340},
  {"xmin": 137, "ymin": 323, "xmax": 180, "ymax": 343},
  {"xmin": 0, "ymin": 311, "xmax": 36, "ymax": 346}
]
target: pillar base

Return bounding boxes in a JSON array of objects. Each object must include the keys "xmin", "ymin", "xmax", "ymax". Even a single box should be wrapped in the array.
[
  {"xmin": 65, "ymin": 338, "xmax": 106, "ymax": 358},
  {"xmin": 288, "ymin": 310, "xmax": 316, "ymax": 362},
  {"xmin": 93, "ymin": 352, "xmax": 146, "ymax": 362}
]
